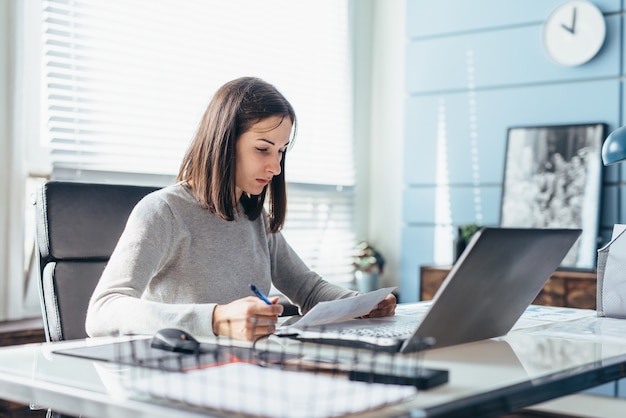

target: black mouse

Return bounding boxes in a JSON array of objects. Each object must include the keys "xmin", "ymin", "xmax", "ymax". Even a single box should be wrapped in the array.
[{"xmin": 151, "ymin": 328, "xmax": 200, "ymax": 354}]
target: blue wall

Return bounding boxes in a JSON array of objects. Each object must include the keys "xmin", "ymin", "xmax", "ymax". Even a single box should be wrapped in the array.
[{"xmin": 401, "ymin": 0, "xmax": 624, "ymax": 303}]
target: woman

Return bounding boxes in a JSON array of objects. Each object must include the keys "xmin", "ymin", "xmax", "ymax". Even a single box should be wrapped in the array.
[{"xmin": 86, "ymin": 77, "xmax": 395, "ymax": 341}]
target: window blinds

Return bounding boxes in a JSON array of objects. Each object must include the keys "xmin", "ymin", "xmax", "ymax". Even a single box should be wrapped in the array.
[{"xmin": 41, "ymin": 0, "xmax": 356, "ymax": 283}]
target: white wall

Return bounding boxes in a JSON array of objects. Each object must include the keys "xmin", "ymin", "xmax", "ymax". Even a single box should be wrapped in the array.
[
  {"xmin": 1, "ymin": 0, "xmax": 29, "ymax": 320},
  {"xmin": 0, "ymin": 0, "xmax": 45, "ymax": 320},
  {"xmin": 0, "ymin": 0, "xmax": 12, "ymax": 320},
  {"xmin": 367, "ymin": 0, "xmax": 406, "ymax": 291}
]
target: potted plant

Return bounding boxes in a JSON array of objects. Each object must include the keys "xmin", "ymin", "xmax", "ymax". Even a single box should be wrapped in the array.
[
  {"xmin": 352, "ymin": 241, "xmax": 385, "ymax": 292},
  {"xmin": 454, "ymin": 223, "xmax": 482, "ymax": 262}
]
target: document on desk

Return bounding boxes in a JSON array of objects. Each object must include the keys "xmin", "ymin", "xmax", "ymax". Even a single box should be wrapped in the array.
[
  {"xmin": 129, "ymin": 362, "xmax": 416, "ymax": 418},
  {"xmin": 277, "ymin": 286, "xmax": 396, "ymax": 332},
  {"xmin": 512, "ymin": 305, "xmax": 596, "ymax": 331}
]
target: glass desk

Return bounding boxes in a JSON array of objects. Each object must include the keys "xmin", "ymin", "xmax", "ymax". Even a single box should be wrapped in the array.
[{"xmin": 1, "ymin": 305, "xmax": 626, "ymax": 418}]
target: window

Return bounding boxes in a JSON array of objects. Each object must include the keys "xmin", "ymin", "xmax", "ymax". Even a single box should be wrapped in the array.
[{"xmin": 40, "ymin": 0, "xmax": 357, "ymax": 283}]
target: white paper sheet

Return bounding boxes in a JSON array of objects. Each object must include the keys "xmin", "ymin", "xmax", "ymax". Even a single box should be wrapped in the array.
[
  {"xmin": 278, "ymin": 286, "xmax": 396, "ymax": 331},
  {"xmin": 130, "ymin": 362, "xmax": 416, "ymax": 418},
  {"xmin": 526, "ymin": 316, "xmax": 626, "ymax": 345},
  {"xmin": 512, "ymin": 305, "xmax": 597, "ymax": 330}
]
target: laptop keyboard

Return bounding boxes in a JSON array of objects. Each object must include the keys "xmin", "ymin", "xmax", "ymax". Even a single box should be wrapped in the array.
[
  {"xmin": 289, "ymin": 318, "xmax": 422, "ymax": 352},
  {"xmin": 278, "ymin": 313, "xmax": 428, "ymax": 353},
  {"xmin": 337, "ymin": 319, "xmax": 421, "ymax": 340}
]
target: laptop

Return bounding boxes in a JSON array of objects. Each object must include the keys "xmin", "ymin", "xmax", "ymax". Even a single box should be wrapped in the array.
[{"xmin": 284, "ymin": 227, "xmax": 582, "ymax": 353}]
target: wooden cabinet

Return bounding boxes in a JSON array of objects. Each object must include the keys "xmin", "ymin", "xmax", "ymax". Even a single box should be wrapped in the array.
[
  {"xmin": 0, "ymin": 318, "xmax": 45, "ymax": 347},
  {"xmin": 420, "ymin": 265, "xmax": 597, "ymax": 309}
]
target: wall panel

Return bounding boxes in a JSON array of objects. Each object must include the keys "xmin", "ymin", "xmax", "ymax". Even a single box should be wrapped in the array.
[
  {"xmin": 407, "ymin": 15, "xmax": 621, "ymax": 94},
  {"xmin": 405, "ymin": 80, "xmax": 621, "ymax": 186},
  {"xmin": 401, "ymin": 225, "xmax": 437, "ymax": 302},
  {"xmin": 602, "ymin": 185, "xmax": 619, "ymax": 228},
  {"xmin": 403, "ymin": 185, "xmax": 500, "ymax": 225},
  {"xmin": 449, "ymin": 185, "xmax": 501, "ymax": 225},
  {"xmin": 403, "ymin": 188, "xmax": 436, "ymax": 223},
  {"xmin": 407, "ymin": 0, "xmax": 621, "ymax": 39}
]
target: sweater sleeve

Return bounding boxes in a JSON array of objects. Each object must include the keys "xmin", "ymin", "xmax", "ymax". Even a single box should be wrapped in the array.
[
  {"xmin": 268, "ymin": 229, "xmax": 358, "ymax": 314},
  {"xmin": 85, "ymin": 194, "xmax": 216, "ymax": 337}
]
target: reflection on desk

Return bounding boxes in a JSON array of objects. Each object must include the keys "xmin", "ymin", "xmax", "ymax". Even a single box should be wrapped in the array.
[
  {"xmin": 130, "ymin": 362, "xmax": 416, "ymax": 417},
  {"xmin": 51, "ymin": 335, "xmax": 420, "ymax": 417},
  {"xmin": 0, "ymin": 304, "xmax": 626, "ymax": 418}
]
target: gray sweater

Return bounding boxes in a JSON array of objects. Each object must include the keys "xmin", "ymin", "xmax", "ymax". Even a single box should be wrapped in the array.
[{"xmin": 85, "ymin": 182, "xmax": 356, "ymax": 337}]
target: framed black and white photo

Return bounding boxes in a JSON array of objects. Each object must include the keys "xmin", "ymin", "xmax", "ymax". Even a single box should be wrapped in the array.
[{"xmin": 500, "ymin": 123, "xmax": 606, "ymax": 269}]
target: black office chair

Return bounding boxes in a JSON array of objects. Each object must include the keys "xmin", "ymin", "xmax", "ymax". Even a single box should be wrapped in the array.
[{"xmin": 34, "ymin": 180, "xmax": 160, "ymax": 342}]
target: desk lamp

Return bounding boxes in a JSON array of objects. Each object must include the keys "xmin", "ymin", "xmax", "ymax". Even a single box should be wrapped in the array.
[
  {"xmin": 602, "ymin": 126, "xmax": 626, "ymax": 165},
  {"xmin": 599, "ymin": 126, "xmax": 626, "ymax": 320}
]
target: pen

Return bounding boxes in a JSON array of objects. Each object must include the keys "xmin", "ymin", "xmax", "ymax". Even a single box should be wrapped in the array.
[{"xmin": 249, "ymin": 284, "xmax": 273, "ymax": 305}]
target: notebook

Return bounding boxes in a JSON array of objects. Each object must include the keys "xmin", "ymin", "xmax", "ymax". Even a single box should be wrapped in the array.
[{"xmin": 283, "ymin": 227, "xmax": 582, "ymax": 353}]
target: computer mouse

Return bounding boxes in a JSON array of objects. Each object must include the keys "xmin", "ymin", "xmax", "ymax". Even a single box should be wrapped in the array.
[{"xmin": 151, "ymin": 328, "xmax": 200, "ymax": 354}]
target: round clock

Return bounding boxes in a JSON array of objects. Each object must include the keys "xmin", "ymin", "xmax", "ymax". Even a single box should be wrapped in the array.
[{"xmin": 543, "ymin": 0, "xmax": 606, "ymax": 66}]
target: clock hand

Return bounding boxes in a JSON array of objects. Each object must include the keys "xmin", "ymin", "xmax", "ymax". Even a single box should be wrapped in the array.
[{"xmin": 561, "ymin": 7, "xmax": 577, "ymax": 34}]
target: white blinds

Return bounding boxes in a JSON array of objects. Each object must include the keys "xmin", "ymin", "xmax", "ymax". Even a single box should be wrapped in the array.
[
  {"xmin": 40, "ymin": 0, "xmax": 356, "ymax": 283},
  {"xmin": 41, "ymin": 0, "xmax": 354, "ymax": 184}
]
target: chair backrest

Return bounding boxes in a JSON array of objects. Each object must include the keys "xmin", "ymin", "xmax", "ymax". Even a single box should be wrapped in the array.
[{"xmin": 34, "ymin": 181, "xmax": 160, "ymax": 342}]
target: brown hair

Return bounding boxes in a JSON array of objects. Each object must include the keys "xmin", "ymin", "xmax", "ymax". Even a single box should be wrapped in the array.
[{"xmin": 177, "ymin": 77, "xmax": 296, "ymax": 232}]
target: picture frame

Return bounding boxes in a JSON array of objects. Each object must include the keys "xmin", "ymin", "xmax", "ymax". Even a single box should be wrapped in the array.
[{"xmin": 500, "ymin": 123, "xmax": 606, "ymax": 269}]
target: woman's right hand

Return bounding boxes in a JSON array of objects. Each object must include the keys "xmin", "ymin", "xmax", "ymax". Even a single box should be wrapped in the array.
[{"xmin": 212, "ymin": 296, "xmax": 283, "ymax": 340}]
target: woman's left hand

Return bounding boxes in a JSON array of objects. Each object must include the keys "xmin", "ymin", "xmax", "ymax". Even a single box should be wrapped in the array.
[{"xmin": 363, "ymin": 293, "xmax": 396, "ymax": 318}]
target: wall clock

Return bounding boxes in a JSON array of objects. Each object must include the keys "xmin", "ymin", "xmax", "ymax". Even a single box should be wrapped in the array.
[{"xmin": 543, "ymin": 0, "xmax": 606, "ymax": 66}]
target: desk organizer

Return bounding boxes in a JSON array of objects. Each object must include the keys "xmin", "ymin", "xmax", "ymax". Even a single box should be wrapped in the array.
[{"xmin": 55, "ymin": 321, "xmax": 448, "ymax": 418}]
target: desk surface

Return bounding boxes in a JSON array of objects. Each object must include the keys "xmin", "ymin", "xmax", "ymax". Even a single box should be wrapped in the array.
[{"xmin": 1, "ymin": 304, "xmax": 626, "ymax": 418}]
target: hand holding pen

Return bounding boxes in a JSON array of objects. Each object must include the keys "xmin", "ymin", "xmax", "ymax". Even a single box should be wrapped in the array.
[
  {"xmin": 249, "ymin": 284, "xmax": 273, "ymax": 305},
  {"xmin": 211, "ymin": 284, "xmax": 283, "ymax": 341},
  {"xmin": 248, "ymin": 284, "xmax": 282, "ymax": 335}
]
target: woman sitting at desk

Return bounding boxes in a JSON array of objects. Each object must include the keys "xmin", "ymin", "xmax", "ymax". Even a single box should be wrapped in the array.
[{"xmin": 85, "ymin": 77, "xmax": 396, "ymax": 341}]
